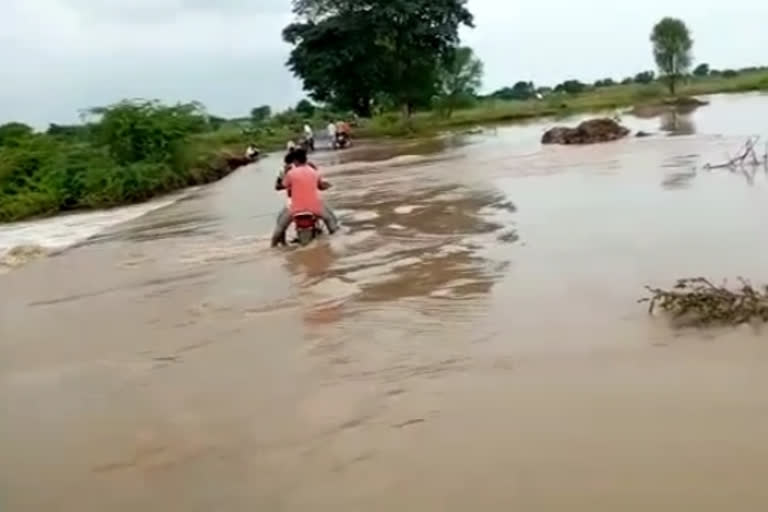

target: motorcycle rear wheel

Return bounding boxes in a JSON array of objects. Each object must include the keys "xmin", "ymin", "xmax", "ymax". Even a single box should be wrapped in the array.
[{"xmin": 296, "ymin": 228, "xmax": 314, "ymax": 246}]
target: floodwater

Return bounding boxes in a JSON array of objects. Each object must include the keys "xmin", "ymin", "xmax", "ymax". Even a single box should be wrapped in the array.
[{"xmin": 3, "ymin": 93, "xmax": 768, "ymax": 511}]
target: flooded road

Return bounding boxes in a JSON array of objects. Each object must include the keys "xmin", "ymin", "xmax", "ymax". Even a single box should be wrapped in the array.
[{"xmin": 3, "ymin": 93, "xmax": 768, "ymax": 511}]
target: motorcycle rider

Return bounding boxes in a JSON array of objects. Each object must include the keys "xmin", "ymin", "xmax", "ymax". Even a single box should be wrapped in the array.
[
  {"xmin": 327, "ymin": 121, "xmax": 337, "ymax": 148},
  {"xmin": 245, "ymin": 144, "xmax": 259, "ymax": 160},
  {"xmin": 303, "ymin": 123, "xmax": 315, "ymax": 152},
  {"xmin": 335, "ymin": 120, "xmax": 351, "ymax": 148},
  {"xmin": 271, "ymin": 148, "xmax": 339, "ymax": 247},
  {"xmin": 276, "ymin": 146, "xmax": 317, "ymax": 191}
]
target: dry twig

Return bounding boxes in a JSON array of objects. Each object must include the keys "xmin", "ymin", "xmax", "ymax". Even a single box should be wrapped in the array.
[
  {"xmin": 704, "ymin": 137, "xmax": 767, "ymax": 171},
  {"xmin": 640, "ymin": 277, "xmax": 768, "ymax": 327}
]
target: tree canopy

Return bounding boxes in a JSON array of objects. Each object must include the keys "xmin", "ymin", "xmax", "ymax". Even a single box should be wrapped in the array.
[
  {"xmin": 651, "ymin": 17, "xmax": 693, "ymax": 94},
  {"xmin": 490, "ymin": 82, "xmax": 536, "ymax": 101},
  {"xmin": 554, "ymin": 80, "xmax": 586, "ymax": 94},
  {"xmin": 634, "ymin": 71, "xmax": 656, "ymax": 84},
  {"xmin": 89, "ymin": 100, "xmax": 207, "ymax": 164},
  {"xmin": 693, "ymin": 63, "xmax": 710, "ymax": 77},
  {"xmin": 434, "ymin": 47, "xmax": 483, "ymax": 116},
  {"xmin": 594, "ymin": 78, "xmax": 616, "ymax": 88},
  {"xmin": 295, "ymin": 99, "xmax": 317, "ymax": 117},
  {"xmin": 251, "ymin": 105, "xmax": 272, "ymax": 122},
  {"xmin": 283, "ymin": 0, "xmax": 474, "ymax": 116}
]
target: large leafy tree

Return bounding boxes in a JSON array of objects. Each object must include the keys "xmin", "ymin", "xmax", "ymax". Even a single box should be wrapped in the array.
[
  {"xmin": 284, "ymin": 13, "xmax": 383, "ymax": 116},
  {"xmin": 283, "ymin": 0, "xmax": 474, "ymax": 117},
  {"xmin": 650, "ymin": 17, "xmax": 693, "ymax": 95}
]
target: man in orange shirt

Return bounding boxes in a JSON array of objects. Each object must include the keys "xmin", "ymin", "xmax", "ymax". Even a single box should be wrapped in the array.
[{"xmin": 271, "ymin": 148, "xmax": 339, "ymax": 247}]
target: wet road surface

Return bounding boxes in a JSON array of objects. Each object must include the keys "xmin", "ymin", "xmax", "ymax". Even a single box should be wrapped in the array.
[{"xmin": 3, "ymin": 94, "xmax": 768, "ymax": 510}]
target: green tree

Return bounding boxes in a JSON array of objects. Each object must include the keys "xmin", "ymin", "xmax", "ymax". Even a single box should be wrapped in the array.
[
  {"xmin": 634, "ymin": 71, "xmax": 656, "ymax": 84},
  {"xmin": 90, "ymin": 100, "xmax": 207, "ymax": 164},
  {"xmin": 0, "ymin": 122, "xmax": 33, "ymax": 147},
  {"xmin": 295, "ymin": 99, "xmax": 316, "ymax": 117},
  {"xmin": 434, "ymin": 47, "xmax": 483, "ymax": 117},
  {"xmin": 594, "ymin": 78, "xmax": 616, "ymax": 88},
  {"xmin": 251, "ymin": 105, "xmax": 272, "ymax": 122},
  {"xmin": 284, "ymin": 0, "xmax": 474, "ymax": 117},
  {"xmin": 693, "ymin": 63, "xmax": 710, "ymax": 77},
  {"xmin": 554, "ymin": 80, "xmax": 586, "ymax": 94},
  {"xmin": 650, "ymin": 17, "xmax": 693, "ymax": 95},
  {"xmin": 490, "ymin": 81, "xmax": 536, "ymax": 101},
  {"xmin": 283, "ymin": 15, "xmax": 382, "ymax": 116},
  {"xmin": 46, "ymin": 123, "xmax": 91, "ymax": 140}
]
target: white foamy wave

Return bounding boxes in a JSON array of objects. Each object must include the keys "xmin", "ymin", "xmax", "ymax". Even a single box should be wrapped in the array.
[
  {"xmin": 0, "ymin": 244, "xmax": 48, "ymax": 273},
  {"xmin": 0, "ymin": 191, "xmax": 188, "ymax": 261},
  {"xmin": 324, "ymin": 153, "xmax": 439, "ymax": 175}
]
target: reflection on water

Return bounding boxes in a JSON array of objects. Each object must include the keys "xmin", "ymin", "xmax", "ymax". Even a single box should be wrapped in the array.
[
  {"xmin": 661, "ymin": 110, "xmax": 697, "ymax": 136},
  {"xmin": 6, "ymin": 94, "xmax": 768, "ymax": 511}
]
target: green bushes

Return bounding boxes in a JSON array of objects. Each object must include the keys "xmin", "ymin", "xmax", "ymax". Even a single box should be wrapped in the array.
[
  {"xmin": 0, "ymin": 122, "xmax": 34, "ymax": 147},
  {"xmin": 0, "ymin": 100, "xmax": 244, "ymax": 222}
]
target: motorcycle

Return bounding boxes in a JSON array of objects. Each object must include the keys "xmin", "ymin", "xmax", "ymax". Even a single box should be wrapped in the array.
[
  {"xmin": 333, "ymin": 132, "xmax": 350, "ymax": 150},
  {"xmin": 291, "ymin": 212, "xmax": 324, "ymax": 246},
  {"xmin": 275, "ymin": 178, "xmax": 332, "ymax": 247}
]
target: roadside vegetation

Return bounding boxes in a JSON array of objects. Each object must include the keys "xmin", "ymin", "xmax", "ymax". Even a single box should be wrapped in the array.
[{"xmin": 2, "ymin": 4, "xmax": 768, "ymax": 222}]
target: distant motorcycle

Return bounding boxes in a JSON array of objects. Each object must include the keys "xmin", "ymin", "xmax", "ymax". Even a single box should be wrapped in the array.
[{"xmin": 333, "ymin": 132, "xmax": 350, "ymax": 150}]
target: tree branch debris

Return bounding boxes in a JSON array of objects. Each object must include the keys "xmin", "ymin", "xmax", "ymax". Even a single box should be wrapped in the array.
[
  {"xmin": 640, "ymin": 277, "xmax": 768, "ymax": 326},
  {"xmin": 703, "ymin": 136, "xmax": 768, "ymax": 171}
]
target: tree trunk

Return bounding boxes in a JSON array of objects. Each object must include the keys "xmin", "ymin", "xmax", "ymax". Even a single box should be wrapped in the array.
[
  {"xmin": 402, "ymin": 102, "xmax": 413, "ymax": 119},
  {"xmin": 354, "ymin": 98, "xmax": 371, "ymax": 118},
  {"xmin": 669, "ymin": 75, "xmax": 676, "ymax": 96}
]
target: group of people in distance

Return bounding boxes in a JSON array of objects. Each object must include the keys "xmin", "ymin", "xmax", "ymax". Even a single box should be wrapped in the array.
[{"xmin": 326, "ymin": 120, "xmax": 351, "ymax": 147}]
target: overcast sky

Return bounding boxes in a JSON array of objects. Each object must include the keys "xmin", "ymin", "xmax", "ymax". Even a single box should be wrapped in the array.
[{"xmin": 3, "ymin": 0, "xmax": 767, "ymax": 128}]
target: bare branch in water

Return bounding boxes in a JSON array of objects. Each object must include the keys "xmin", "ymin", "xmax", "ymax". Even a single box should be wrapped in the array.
[
  {"xmin": 704, "ymin": 137, "xmax": 766, "ymax": 170},
  {"xmin": 640, "ymin": 277, "xmax": 768, "ymax": 327}
]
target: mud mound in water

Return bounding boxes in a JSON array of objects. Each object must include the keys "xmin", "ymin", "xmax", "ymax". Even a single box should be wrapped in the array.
[
  {"xmin": 641, "ymin": 277, "xmax": 768, "ymax": 327},
  {"xmin": 0, "ymin": 244, "xmax": 48, "ymax": 271},
  {"xmin": 542, "ymin": 118, "xmax": 630, "ymax": 145}
]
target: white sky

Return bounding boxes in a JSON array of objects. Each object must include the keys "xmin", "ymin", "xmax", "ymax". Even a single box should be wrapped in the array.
[{"xmin": 2, "ymin": 0, "xmax": 767, "ymax": 127}]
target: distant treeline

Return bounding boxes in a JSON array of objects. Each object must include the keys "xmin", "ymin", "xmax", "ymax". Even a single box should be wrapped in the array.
[{"xmin": 483, "ymin": 65, "xmax": 768, "ymax": 102}]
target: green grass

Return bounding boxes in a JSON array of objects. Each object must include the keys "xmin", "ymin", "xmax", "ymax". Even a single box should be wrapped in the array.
[{"xmin": 356, "ymin": 71, "xmax": 768, "ymax": 138}]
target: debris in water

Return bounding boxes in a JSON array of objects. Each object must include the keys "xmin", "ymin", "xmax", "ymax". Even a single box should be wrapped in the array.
[
  {"xmin": 703, "ymin": 137, "xmax": 768, "ymax": 171},
  {"xmin": 0, "ymin": 244, "xmax": 48, "ymax": 272},
  {"xmin": 640, "ymin": 277, "xmax": 768, "ymax": 327},
  {"xmin": 541, "ymin": 118, "xmax": 630, "ymax": 145}
]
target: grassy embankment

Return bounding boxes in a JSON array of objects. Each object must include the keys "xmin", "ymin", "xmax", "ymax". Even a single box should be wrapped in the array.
[
  {"xmin": 357, "ymin": 70, "xmax": 768, "ymax": 138},
  {"xmin": 1, "ymin": 71, "xmax": 767, "ymax": 223},
  {"xmin": 0, "ymin": 103, "xmax": 297, "ymax": 222}
]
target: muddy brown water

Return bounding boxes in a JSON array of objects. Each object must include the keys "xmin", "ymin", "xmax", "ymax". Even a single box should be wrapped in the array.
[{"xmin": 3, "ymin": 93, "xmax": 768, "ymax": 511}]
